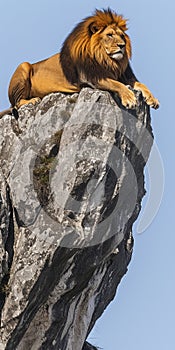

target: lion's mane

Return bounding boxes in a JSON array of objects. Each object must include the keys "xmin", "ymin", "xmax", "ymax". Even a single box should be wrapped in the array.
[{"xmin": 60, "ymin": 8, "xmax": 132, "ymax": 87}]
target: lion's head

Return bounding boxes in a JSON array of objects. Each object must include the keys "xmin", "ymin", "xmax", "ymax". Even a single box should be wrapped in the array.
[{"xmin": 60, "ymin": 9, "xmax": 131, "ymax": 85}]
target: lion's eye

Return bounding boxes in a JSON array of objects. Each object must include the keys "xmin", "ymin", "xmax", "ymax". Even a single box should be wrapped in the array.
[{"xmin": 107, "ymin": 33, "xmax": 113, "ymax": 38}]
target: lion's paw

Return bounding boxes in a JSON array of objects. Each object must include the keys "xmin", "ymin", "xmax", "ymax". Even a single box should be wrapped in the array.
[
  {"xmin": 134, "ymin": 83, "xmax": 159, "ymax": 109},
  {"xmin": 120, "ymin": 88, "xmax": 137, "ymax": 109},
  {"xmin": 145, "ymin": 95, "xmax": 159, "ymax": 110}
]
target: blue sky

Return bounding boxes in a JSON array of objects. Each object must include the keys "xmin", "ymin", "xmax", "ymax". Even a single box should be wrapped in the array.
[{"xmin": 0, "ymin": 1, "xmax": 174, "ymax": 349}]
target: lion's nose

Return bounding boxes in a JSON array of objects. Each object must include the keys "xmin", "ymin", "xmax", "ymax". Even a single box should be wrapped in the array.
[{"xmin": 118, "ymin": 44, "xmax": 125, "ymax": 49}]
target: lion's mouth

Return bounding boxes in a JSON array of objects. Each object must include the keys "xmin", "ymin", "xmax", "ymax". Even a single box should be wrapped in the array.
[{"xmin": 110, "ymin": 51, "xmax": 124, "ymax": 60}]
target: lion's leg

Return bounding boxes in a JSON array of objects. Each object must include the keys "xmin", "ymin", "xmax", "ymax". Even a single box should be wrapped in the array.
[
  {"xmin": 97, "ymin": 78, "xmax": 137, "ymax": 109},
  {"xmin": 122, "ymin": 64, "xmax": 159, "ymax": 109},
  {"xmin": 133, "ymin": 82, "xmax": 159, "ymax": 109},
  {"xmin": 8, "ymin": 62, "xmax": 40, "ymax": 109}
]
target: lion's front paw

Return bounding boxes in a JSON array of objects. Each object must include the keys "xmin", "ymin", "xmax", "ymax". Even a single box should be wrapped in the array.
[
  {"xmin": 144, "ymin": 94, "xmax": 159, "ymax": 110},
  {"xmin": 120, "ymin": 88, "xmax": 137, "ymax": 109},
  {"xmin": 134, "ymin": 82, "xmax": 159, "ymax": 109}
]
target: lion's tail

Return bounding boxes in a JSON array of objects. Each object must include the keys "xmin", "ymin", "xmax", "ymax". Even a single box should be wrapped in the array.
[{"xmin": 0, "ymin": 107, "xmax": 13, "ymax": 119}]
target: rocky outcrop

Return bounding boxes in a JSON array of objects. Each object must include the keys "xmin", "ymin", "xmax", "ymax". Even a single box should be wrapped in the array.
[{"xmin": 0, "ymin": 88, "xmax": 153, "ymax": 349}]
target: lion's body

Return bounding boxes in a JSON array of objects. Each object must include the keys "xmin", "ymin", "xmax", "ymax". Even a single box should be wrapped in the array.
[
  {"xmin": 8, "ymin": 53, "xmax": 79, "ymax": 108},
  {"xmin": 3, "ymin": 8, "xmax": 159, "ymax": 117}
]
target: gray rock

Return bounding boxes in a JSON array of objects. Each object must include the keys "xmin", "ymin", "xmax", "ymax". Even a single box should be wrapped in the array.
[{"xmin": 0, "ymin": 88, "xmax": 153, "ymax": 349}]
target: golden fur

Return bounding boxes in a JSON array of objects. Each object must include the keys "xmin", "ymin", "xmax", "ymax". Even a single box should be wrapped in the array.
[{"xmin": 0, "ymin": 8, "xmax": 159, "ymax": 118}]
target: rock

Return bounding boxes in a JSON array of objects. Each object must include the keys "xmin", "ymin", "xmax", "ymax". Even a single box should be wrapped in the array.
[{"xmin": 0, "ymin": 88, "xmax": 153, "ymax": 349}]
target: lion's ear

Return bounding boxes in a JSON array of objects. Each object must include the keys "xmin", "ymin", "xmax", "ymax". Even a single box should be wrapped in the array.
[{"xmin": 89, "ymin": 22, "xmax": 100, "ymax": 35}]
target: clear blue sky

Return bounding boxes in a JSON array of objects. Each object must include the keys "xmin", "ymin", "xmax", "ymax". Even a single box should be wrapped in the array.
[{"xmin": 0, "ymin": 1, "xmax": 174, "ymax": 349}]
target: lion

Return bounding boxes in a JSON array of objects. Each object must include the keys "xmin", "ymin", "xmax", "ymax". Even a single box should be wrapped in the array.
[{"xmin": 0, "ymin": 8, "xmax": 159, "ymax": 118}]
